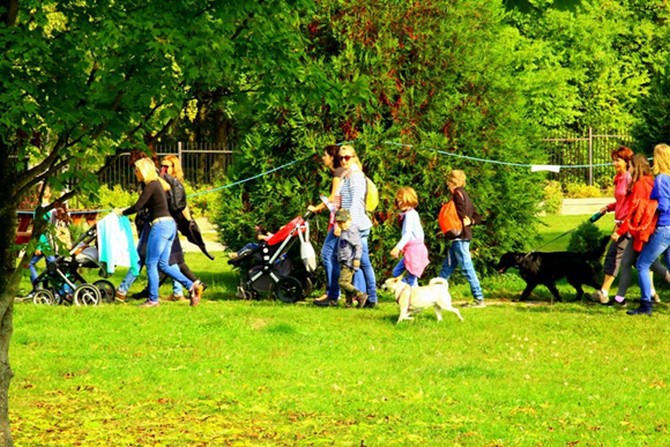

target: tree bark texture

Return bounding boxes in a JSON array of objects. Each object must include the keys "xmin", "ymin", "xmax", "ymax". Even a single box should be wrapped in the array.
[{"xmin": 0, "ymin": 139, "xmax": 18, "ymax": 446}]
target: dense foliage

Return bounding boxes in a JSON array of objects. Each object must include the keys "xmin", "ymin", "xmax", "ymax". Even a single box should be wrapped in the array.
[{"xmin": 213, "ymin": 0, "xmax": 550, "ymax": 279}]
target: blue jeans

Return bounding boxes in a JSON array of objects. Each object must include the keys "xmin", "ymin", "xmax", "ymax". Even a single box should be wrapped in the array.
[
  {"xmin": 356, "ymin": 228, "xmax": 377, "ymax": 302},
  {"xmin": 145, "ymin": 219, "xmax": 194, "ymax": 302},
  {"xmin": 118, "ymin": 260, "xmax": 183, "ymax": 296},
  {"xmin": 118, "ymin": 260, "xmax": 143, "ymax": 295},
  {"xmin": 439, "ymin": 240, "xmax": 484, "ymax": 300},
  {"xmin": 321, "ymin": 228, "xmax": 340, "ymax": 300},
  {"xmin": 237, "ymin": 242, "xmax": 260, "ymax": 256},
  {"xmin": 29, "ymin": 254, "xmax": 56, "ymax": 285},
  {"xmin": 392, "ymin": 258, "xmax": 418, "ymax": 286},
  {"xmin": 637, "ymin": 225, "xmax": 670, "ymax": 302}
]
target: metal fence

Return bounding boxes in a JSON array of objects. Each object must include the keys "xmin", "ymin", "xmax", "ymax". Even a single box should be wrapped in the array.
[
  {"xmin": 541, "ymin": 128, "xmax": 632, "ymax": 188},
  {"xmin": 25, "ymin": 130, "xmax": 632, "ymax": 191},
  {"xmin": 98, "ymin": 142, "xmax": 233, "ymax": 188}
]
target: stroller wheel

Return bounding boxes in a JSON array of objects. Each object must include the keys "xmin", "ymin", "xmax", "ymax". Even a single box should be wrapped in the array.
[
  {"xmin": 275, "ymin": 277, "xmax": 304, "ymax": 303},
  {"xmin": 93, "ymin": 279, "xmax": 116, "ymax": 304},
  {"xmin": 73, "ymin": 284, "xmax": 101, "ymax": 306},
  {"xmin": 33, "ymin": 289, "xmax": 55, "ymax": 305}
]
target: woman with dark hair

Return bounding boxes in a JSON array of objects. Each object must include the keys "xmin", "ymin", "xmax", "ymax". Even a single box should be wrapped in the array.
[
  {"xmin": 592, "ymin": 146, "xmax": 635, "ymax": 304},
  {"xmin": 308, "ymin": 145, "xmax": 348, "ymax": 305}
]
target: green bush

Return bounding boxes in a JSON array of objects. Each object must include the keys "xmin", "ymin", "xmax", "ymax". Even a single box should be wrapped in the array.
[
  {"xmin": 183, "ymin": 182, "xmax": 213, "ymax": 218},
  {"xmin": 70, "ymin": 184, "xmax": 136, "ymax": 211},
  {"xmin": 541, "ymin": 181, "xmax": 563, "ymax": 215},
  {"xmin": 567, "ymin": 222, "xmax": 606, "ymax": 254},
  {"xmin": 564, "ymin": 182, "xmax": 606, "ymax": 198}
]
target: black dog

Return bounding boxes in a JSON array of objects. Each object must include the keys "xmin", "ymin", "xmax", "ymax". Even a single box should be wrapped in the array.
[{"xmin": 495, "ymin": 237, "xmax": 610, "ymax": 302}]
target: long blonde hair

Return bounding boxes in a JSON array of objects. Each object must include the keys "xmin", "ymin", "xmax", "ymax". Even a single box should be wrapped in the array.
[{"xmin": 653, "ymin": 144, "xmax": 670, "ymax": 176}]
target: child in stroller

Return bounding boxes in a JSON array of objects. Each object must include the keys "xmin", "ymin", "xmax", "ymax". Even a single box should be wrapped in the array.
[
  {"xmin": 228, "ymin": 212, "xmax": 317, "ymax": 303},
  {"xmin": 228, "ymin": 225, "xmax": 273, "ymax": 260},
  {"xmin": 31, "ymin": 223, "xmax": 118, "ymax": 306}
]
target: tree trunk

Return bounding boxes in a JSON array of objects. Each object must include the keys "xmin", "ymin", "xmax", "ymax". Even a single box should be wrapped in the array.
[
  {"xmin": 0, "ymin": 2, "xmax": 20, "ymax": 443},
  {"xmin": 0, "ymin": 139, "xmax": 18, "ymax": 446},
  {"xmin": 0, "ymin": 227, "xmax": 16, "ymax": 447},
  {"xmin": 0, "ymin": 294, "xmax": 14, "ymax": 447}
]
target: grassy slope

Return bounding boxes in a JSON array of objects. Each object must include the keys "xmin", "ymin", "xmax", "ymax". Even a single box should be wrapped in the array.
[{"xmin": 10, "ymin": 214, "xmax": 670, "ymax": 446}]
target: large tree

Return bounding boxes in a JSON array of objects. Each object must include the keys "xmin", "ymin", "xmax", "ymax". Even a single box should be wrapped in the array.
[{"xmin": 0, "ymin": 0, "xmax": 313, "ymax": 444}]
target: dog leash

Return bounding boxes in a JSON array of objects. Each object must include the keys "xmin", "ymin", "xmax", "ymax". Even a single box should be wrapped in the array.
[{"xmin": 521, "ymin": 210, "xmax": 605, "ymax": 261}]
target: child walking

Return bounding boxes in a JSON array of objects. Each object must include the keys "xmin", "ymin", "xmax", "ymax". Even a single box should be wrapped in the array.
[
  {"xmin": 439, "ymin": 170, "xmax": 485, "ymax": 307},
  {"xmin": 335, "ymin": 209, "xmax": 368, "ymax": 308},
  {"xmin": 390, "ymin": 187, "xmax": 430, "ymax": 286}
]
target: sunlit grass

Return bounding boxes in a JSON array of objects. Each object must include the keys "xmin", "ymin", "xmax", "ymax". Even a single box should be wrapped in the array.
[{"xmin": 10, "ymin": 214, "xmax": 670, "ymax": 446}]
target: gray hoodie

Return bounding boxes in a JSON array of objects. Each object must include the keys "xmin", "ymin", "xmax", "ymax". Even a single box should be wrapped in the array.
[{"xmin": 337, "ymin": 223, "xmax": 363, "ymax": 269}]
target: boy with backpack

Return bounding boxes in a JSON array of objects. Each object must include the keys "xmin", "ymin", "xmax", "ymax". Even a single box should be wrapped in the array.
[{"xmin": 438, "ymin": 170, "xmax": 485, "ymax": 307}]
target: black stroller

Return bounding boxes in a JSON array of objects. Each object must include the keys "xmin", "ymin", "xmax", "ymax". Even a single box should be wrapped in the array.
[
  {"xmin": 228, "ymin": 212, "xmax": 317, "ymax": 303},
  {"xmin": 31, "ymin": 225, "xmax": 116, "ymax": 306}
]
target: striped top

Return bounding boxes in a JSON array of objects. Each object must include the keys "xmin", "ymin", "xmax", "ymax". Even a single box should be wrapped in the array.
[{"xmin": 339, "ymin": 166, "xmax": 372, "ymax": 231}]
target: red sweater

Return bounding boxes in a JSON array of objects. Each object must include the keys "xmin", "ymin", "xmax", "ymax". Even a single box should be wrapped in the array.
[{"xmin": 618, "ymin": 175, "xmax": 656, "ymax": 251}]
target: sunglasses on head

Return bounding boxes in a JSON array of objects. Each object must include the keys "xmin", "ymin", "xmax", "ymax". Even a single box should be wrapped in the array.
[{"xmin": 339, "ymin": 155, "xmax": 355, "ymax": 161}]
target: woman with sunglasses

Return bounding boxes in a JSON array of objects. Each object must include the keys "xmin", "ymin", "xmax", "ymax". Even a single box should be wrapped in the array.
[
  {"xmin": 333, "ymin": 145, "xmax": 378, "ymax": 307},
  {"xmin": 156, "ymin": 155, "xmax": 202, "ymax": 301},
  {"xmin": 115, "ymin": 157, "xmax": 204, "ymax": 307},
  {"xmin": 308, "ymin": 145, "xmax": 348, "ymax": 305}
]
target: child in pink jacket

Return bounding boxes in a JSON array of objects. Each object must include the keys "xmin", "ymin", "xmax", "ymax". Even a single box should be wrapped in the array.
[{"xmin": 390, "ymin": 187, "xmax": 430, "ymax": 286}]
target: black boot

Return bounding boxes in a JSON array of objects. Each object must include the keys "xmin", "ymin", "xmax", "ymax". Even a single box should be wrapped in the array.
[
  {"xmin": 131, "ymin": 288, "xmax": 149, "ymax": 300},
  {"xmin": 626, "ymin": 300, "xmax": 652, "ymax": 316}
]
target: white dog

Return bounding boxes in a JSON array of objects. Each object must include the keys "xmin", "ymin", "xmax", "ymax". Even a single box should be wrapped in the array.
[{"xmin": 382, "ymin": 277, "xmax": 464, "ymax": 323}]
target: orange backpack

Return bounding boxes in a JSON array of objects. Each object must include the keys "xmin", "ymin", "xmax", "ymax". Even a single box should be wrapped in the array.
[{"xmin": 438, "ymin": 200, "xmax": 463, "ymax": 239}]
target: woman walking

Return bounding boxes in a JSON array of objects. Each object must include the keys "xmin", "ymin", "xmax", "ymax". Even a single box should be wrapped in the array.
[
  {"xmin": 591, "ymin": 146, "xmax": 634, "ymax": 304},
  {"xmin": 116, "ymin": 157, "xmax": 204, "ymax": 307},
  {"xmin": 629, "ymin": 143, "xmax": 670, "ymax": 316},
  {"xmin": 334, "ymin": 145, "xmax": 378, "ymax": 307},
  {"xmin": 308, "ymin": 145, "xmax": 348, "ymax": 305}
]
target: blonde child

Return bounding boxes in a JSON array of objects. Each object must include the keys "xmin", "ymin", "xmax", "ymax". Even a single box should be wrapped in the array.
[{"xmin": 390, "ymin": 187, "xmax": 429, "ymax": 286}]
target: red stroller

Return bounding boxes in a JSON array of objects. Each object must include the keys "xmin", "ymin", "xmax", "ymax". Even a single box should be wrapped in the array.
[{"xmin": 228, "ymin": 212, "xmax": 317, "ymax": 303}]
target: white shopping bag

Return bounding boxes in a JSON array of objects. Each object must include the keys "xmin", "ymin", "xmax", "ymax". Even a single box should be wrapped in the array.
[{"xmin": 298, "ymin": 221, "xmax": 317, "ymax": 273}]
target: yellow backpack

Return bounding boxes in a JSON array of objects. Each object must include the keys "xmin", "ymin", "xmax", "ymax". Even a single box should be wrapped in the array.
[{"xmin": 364, "ymin": 176, "xmax": 379, "ymax": 212}]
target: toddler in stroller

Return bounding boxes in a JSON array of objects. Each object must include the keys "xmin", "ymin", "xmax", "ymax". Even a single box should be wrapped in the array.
[
  {"xmin": 228, "ymin": 212, "xmax": 317, "ymax": 303},
  {"xmin": 31, "ymin": 222, "xmax": 123, "ymax": 306}
]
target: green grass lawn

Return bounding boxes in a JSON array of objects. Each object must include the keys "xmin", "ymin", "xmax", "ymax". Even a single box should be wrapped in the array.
[{"xmin": 10, "ymin": 214, "xmax": 670, "ymax": 446}]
